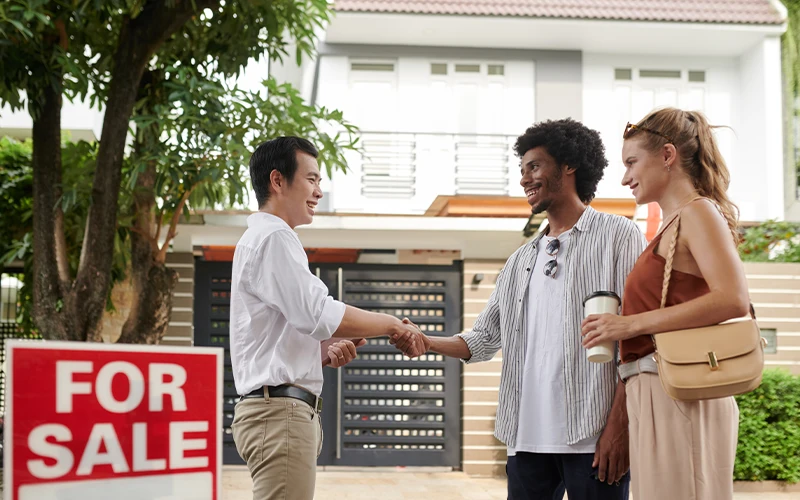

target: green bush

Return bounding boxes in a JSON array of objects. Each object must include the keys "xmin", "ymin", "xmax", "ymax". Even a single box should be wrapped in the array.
[{"xmin": 734, "ymin": 369, "xmax": 800, "ymax": 483}]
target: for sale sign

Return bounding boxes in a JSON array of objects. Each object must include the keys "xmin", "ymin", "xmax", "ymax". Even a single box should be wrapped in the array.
[{"xmin": 4, "ymin": 341, "xmax": 222, "ymax": 500}]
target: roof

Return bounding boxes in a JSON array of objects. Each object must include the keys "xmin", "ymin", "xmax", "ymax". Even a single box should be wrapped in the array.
[{"xmin": 332, "ymin": 0, "xmax": 786, "ymax": 25}]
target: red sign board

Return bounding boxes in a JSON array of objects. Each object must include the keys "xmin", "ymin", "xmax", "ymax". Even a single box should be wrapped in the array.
[{"xmin": 4, "ymin": 341, "xmax": 223, "ymax": 500}]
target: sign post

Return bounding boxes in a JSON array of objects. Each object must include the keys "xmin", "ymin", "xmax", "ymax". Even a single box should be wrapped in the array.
[{"xmin": 4, "ymin": 341, "xmax": 223, "ymax": 500}]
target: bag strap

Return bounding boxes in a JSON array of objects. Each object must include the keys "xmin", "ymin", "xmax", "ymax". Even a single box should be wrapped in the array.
[{"xmin": 658, "ymin": 197, "xmax": 756, "ymax": 317}]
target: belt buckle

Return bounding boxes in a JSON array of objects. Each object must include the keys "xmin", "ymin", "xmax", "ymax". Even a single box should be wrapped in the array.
[{"xmin": 314, "ymin": 395, "xmax": 323, "ymax": 413}]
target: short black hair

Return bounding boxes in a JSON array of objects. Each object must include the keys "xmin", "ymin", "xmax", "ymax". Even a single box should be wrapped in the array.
[
  {"xmin": 514, "ymin": 118, "xmax": 607, "ymax": 203},
  {"xmin": 249, "ymin": 136, "xmax": 319, "ymax": 207}
]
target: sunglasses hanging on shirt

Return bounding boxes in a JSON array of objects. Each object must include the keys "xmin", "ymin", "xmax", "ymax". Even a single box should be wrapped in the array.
[{"xmin": 543, "ymin": 238, "xmax": 560, "ymax": 278}]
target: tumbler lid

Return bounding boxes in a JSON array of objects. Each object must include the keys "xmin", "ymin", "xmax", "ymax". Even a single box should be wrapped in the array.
[{"xmin": 582, "ymin": 291, "xmax": 620, "ymax": 307}]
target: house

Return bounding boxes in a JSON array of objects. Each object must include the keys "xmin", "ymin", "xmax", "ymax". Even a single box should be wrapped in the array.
[
  {"xmin": 1, "ymin": 0, "xmax": 796, "ymax": 477},
  {"xmin": 175, "ymin": 0, "xmax": 796, "ymax": 476}
]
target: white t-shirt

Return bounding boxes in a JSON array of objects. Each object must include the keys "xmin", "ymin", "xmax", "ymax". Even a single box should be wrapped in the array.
[{"xmin": 508, "ymin": 231, "xmax": 599, "ymax": 455}]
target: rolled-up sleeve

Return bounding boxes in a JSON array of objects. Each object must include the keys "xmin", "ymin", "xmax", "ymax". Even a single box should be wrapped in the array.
[
  {"xmin": 456, "ymin": 266, "xmax": 506, "ymax": 363},
  {"xmin": 250, "ymin": 230, "xmax": 345, "ymax": 341}
]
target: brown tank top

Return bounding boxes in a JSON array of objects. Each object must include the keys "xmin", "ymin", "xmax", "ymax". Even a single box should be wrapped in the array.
[{"xmin": 619, "ymin": 216, "xmax": 710, "ymax": 364}]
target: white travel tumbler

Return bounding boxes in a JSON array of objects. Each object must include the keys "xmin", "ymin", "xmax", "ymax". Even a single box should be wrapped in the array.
[{"xmin": 582, "ymin": 291, "xmax": 621, "ymax": 364}]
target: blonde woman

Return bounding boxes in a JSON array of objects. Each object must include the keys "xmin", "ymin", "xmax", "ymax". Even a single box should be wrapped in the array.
[{"xmin": 581, "ymin": 108, "xmax": 748, "ymax": 499}]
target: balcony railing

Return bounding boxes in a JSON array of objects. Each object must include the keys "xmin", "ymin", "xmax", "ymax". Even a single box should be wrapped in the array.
[{"xmin": 358, "ymin": 132, "xmax": 517, "ymax": 200}]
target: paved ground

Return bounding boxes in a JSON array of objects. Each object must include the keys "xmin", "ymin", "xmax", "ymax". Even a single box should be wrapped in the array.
[{"xmin": 223, "ymin": 468, "xmax": 800, "ymax": 500}]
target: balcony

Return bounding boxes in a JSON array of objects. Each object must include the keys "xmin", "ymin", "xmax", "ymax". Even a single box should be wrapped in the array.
[{"xmin": 330, "ymin": 132, "xmax": 525, "ymax": 214}]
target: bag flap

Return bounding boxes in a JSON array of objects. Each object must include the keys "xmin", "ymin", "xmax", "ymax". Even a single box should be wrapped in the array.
[{"xmin": 654, "ymin": 320, "xmax": 761, "ymax": 365}]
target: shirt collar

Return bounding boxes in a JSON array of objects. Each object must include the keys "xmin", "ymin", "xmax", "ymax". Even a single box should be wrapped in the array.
[
  {"xmin": 246, "ymin": 211, "xmax": 291, "ymax": 230},
  {"xmin": 531, "ymin": 205, "xmax": 596, "ymax": 245}
]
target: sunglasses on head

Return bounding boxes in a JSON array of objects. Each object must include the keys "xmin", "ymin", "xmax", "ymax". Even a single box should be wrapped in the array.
[{"xmin": 623, "ymin": 122, "xmax": 673, "ymax": 144}]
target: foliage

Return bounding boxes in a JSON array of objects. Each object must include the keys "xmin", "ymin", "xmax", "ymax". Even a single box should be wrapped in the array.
[
  {"xmin": 0, "ymin": 136, "xmax": 33, "ymax": 262},
  {"xmin": 0, "ymin": 0, "xmax": 359, "ymax": 341},
  {"xmin": 735, "ymin": 369, "xmax": 800, "ymax": 483},
  {"xmin": 782, "ymin": 0, "xmax": 800, "ymax": 188},
  {"xmin": 0, "ymin": 137, "xmax": 131, "ymax": 333},
  {"xmin": 738, "ymin": 220, "xmax": 800, "ymax": 262},
  {"xmin": 131, "ymin": 68, "xmax": 358, "ymax": 224}
]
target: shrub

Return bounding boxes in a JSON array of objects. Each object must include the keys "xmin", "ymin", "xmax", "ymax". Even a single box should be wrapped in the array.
[{"xmin": 734, "ymin": 369, "xmax": 800, "ymax": 483}]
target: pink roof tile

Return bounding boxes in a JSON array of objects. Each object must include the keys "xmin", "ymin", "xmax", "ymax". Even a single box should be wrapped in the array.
[{"xmin": 333, "ymin": 0, "xmax": 785, "ymax": 25}]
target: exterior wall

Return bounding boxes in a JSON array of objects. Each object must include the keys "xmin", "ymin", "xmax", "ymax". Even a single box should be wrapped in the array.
[
  {"xmin": 98, "ymin": 252, "xmax": 195, "ymax": 345},
  {"xmin": 314, "ymin": 44, "xmax": 581, "ymax": 215},
  {"xmin": 458, "ymin": 259, "xmax": 800, "ymax": 477},
  {"xmin": 583, "ymin": 45, "xmax": 784, "ymax": 222},
  {"xmin": 747, "ymin": 262, "xmax": 800, "ymax": 375},
  {"xmin": 462, "ymin": 259, "xmax": 506, "ymax": 476},
  {"xmin": 583, "ymin": 53, "xmax": 737, "ymax": 201},
  {"xmin": 163, "ymin": 252, "xmax": 196, "ymax": 346},
  {"xmin": 316, "ymin": 43, "xmax": 582, "ymax": 122}
]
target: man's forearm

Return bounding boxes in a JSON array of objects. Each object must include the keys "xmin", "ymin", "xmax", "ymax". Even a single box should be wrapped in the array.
[
  {"xmin": 429, "ymin": 335, "xmax": 471, "ymax": 360},
  {"xmin": 332, "ymin": 305, "xmax": 404, "ymax": 339},
  {"xmin": 608, "ymin": 378, "xmax": 628, "ymax": 426}
]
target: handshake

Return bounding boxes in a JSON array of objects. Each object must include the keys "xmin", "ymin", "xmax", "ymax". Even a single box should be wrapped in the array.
[{"xmin": 389, "ymin": 318, "xmax": 430, "ymax": 358}]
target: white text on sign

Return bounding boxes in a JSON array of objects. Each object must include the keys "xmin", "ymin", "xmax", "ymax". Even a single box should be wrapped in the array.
[{"xmin": 26, "ymin": 361, "xmax": 209, "ymax": 480}]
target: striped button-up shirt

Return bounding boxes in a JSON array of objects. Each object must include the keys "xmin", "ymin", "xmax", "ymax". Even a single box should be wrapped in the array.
[{"xmin": 458, "ymin": 206, "xmax": 646, "ymax": 446}]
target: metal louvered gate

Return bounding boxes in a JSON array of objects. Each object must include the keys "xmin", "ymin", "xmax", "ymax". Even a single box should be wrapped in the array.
[
  {"xmin": 194, "ymin": 261, "xmax": 463, "ymax": 468},
  {"xmin": 193, "ymin": 262, "xmax": 239, "ymax": 464},
  {"xmin": 316, "ymin": 264, "xmax": 462, "ymax": 467}
]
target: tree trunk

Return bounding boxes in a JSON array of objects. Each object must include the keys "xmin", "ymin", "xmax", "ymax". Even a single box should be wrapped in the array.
[
  {"xmin": 72, "ymin": 0, "xmax": 221, "ymax": 343},
  {"xmin": 117, "ymin": 141, "xmax": 178, "ymax": 344},
  {"xmin": 30, "ymin": 80, "xmax": 79, "ymax": 341},
  {"xmin": 117, "ymin": 250, "xmax": 178, "ymax": 344}
]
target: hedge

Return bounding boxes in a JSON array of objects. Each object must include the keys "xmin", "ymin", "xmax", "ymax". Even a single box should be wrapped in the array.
[{"xmin": 734, "ymin": 369, "xmax": 800, "ymax": 483}]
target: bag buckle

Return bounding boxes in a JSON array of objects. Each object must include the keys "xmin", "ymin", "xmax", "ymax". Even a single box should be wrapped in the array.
[{"xmin": 708, "ymin": 351, "xmax": 719, "ymax": 371}]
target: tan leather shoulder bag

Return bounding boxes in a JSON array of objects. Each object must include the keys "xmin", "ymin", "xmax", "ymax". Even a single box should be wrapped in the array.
[{"xmin": 652, "ymin": 206, "xmax": 766, "ymax": 401}]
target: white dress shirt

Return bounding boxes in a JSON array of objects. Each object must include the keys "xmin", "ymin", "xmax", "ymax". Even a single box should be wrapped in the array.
[{"xmin": 230, "ymin": 212, "xmax": 346, "ymax": 396}]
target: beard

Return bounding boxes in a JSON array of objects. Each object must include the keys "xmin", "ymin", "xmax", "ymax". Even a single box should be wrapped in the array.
[{"xmin": 530, "ymin": 169, "xmax": 564, "ymax": 215}]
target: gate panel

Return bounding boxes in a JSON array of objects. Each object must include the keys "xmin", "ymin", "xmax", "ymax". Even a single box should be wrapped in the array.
[
  {"xmin": 194, "ymin": 260, "xmax": 463, "ymax": 468},
  {"xmin": 317, "ymin": 264, "xmax": 462, "ymax": 467}
]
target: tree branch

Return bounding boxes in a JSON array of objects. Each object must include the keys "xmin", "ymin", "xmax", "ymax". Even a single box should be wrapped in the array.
[
  {"xmin": 73, "ymin": 0, "xmax": 222, "ymax": 340},
  {"xmin": 154, "ymin": 207, "xmax": 164, "ymax": 244},
  {"xmin": 157, "ymin": 188, "xmax": 193, "ymax": 264}
]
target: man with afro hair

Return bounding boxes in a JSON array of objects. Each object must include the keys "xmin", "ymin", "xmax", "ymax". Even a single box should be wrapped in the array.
[{"xmin": 395, "ymin": 119, "xmax": 646, "ymax": 499}]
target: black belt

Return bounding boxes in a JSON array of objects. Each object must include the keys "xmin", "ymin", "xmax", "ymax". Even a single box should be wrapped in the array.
[{"xmin": 239, "ymin": 385, "xmax": 322, "ymax": 412}]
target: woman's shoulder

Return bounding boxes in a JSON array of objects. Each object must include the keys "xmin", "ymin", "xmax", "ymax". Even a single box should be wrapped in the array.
[{"xmin": 679, "ymin": 197, "xmax": 732, "ymax": 245}]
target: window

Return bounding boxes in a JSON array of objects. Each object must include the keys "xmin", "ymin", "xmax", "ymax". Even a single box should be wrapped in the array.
[
  {"xmin": 487, "ymin": 64, "xmax": 505, "ymax": 76},
  {"xmin": 688, "ymin": 71, "xmax": 706, "ymax": 83},
  {"xmin": 614, "ymin": 68, "xmax": 632, "ymax": 81},
  {"xmin": 351, "ymin": 62, "xmax": 395, "ymax": 72},
  {"xmin": 639, "ymin": 69, "xmax": 681, "ymax": 79},
  {"xmin": 454, "ymin": 64, "xmax": 480, "ymax": 73},
  {"xmin": 430, "ymin": 63, "xmax": 447, "ymax": 75}
]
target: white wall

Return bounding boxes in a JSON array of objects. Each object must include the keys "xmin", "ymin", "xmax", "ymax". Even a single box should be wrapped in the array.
[
  {"xmin": 583, "ymin": 49, "xmax": 783, "ymax": 222},
  {"xmin": 315, "ymin": 55, "xmax": 535, "ymax": 214},
  {"xmin": 0, "ymin": 96, "xmax": 104, "ymax": 141},
  {"xmin": 736, "ymin": 36, "xmax": 784, "ymax": 221}
]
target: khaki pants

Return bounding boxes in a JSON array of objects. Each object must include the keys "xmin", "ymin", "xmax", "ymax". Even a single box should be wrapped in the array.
[
  {"xmin": 231, "ymin": 394, "xmax": 323, "ymax": 500},
  {"xmin": 626, "ymin": 373, "xmax": 739, "ymax": 500}
]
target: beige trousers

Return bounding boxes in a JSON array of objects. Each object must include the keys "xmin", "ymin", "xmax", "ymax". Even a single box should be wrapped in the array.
[
  {"xmin": 231, "ymin": 394, "xmax": 323, "ymax": 500},
  {"xmin": 626, "ymin": 373, "xmax": 739, "ymax": 500}
]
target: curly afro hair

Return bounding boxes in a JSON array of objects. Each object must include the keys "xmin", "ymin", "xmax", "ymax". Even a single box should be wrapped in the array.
[{"xmin": 514, "ymin": 118, "xmax": 607, "ymax": 203}]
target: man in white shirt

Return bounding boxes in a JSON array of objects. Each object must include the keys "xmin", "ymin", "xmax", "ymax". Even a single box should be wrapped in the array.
[
  {"xmin": 395, "ymin": 120, "xmax": 646, "ymax": 499},
  {"xmin": 230, "ymin": 136, "xmax": 427, "ymax": 500}
]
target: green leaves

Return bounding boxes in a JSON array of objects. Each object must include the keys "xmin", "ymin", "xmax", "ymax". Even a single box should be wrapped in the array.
[
  {"xmin": 131, "ymin": 67, "xmax": 359, "ymax": 222},
  {"xmin": 734, "ymin": 369, "xmax": 800, "ymax": 483},
  {"xmin": 738, "ymin": 220, "xmax": 800, "ymax": 262},
  {"xmin": 0, "ymin": 137, "xmax": 132, "ymax": 334}
]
